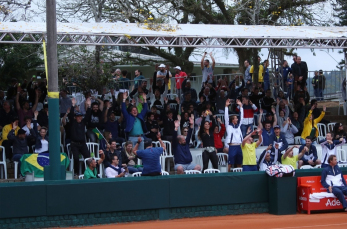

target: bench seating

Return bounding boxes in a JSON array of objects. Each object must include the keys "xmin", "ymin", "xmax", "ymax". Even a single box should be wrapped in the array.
[{"xmin": 297, "ymin": 175, "xmax": 347, "ymax": 214}]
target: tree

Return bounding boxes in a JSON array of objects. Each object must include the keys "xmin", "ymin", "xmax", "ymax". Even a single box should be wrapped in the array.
[
  {"xmin": 105, "ymin": 0, "xmax": 331, "ymax": 80},
  {"xmin": 333, "ymin": 0, "xmax": 347, "ymax": 67},
  {"xmin": 0, "ymin": 0, "xmax": 33, "ymax": 21},
  {"xmin": 0, "ymin": 41, "xmax": 43, "ymax": 89}
]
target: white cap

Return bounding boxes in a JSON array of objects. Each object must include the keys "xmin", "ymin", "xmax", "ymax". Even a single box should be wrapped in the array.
[
  {"xmin": 159, "ymin": 64, "xmax": 166, "ymax": 68},
  {"xmin": 174, "ymin": 66, "xmax": 181, "ymax": 70}
]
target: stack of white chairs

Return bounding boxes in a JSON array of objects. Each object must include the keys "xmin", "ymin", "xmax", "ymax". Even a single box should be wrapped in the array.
[
  {"xmin": 184, "ymin": 170, "xmax": 201, "ymax": 174},
  {"xmin": 216, "ymin": 153, "xmax": 228, "ymax": 172},
  {"xmin": 204, "ymin": 169, "xmax": 220, "ymax": 173}
]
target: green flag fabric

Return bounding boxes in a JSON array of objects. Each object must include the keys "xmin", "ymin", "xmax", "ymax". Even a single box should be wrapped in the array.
[
  {"xmin": 20, "ymin": 153, "xmax": 70, "ymax": 177},
  {"xmin": 92, "ymin": 128, "xmax": 103, "ymax": 140}
]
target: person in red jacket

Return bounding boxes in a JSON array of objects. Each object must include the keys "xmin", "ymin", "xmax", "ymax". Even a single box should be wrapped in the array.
[{"xmin": 214, "ymin": 117, "xmax": 226, "ymax": 152}]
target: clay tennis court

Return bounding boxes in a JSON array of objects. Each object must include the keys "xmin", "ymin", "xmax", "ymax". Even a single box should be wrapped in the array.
[{"xmin": 65, "ymin": 212, "xmax": 347, "ymax": 229}]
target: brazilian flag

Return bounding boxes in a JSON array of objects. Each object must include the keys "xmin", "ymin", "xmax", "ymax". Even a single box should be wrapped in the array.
[
  {"xmin": 92, "ymin": 128, "xmax": 103, "ymax": 140},
  {"xmin": 20, "ymin": 153, "xmax": 70, "ymax": 177}
]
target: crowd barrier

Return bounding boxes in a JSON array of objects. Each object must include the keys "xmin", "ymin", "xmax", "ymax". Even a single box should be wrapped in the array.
[{"xmin": 1, "ymin": 168, "xmax": 347, "ymax": 228}]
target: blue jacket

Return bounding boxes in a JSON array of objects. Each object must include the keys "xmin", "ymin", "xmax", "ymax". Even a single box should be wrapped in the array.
[
  {"xmin": 299, "ymin": 144, "xmax": 318, "ymax": 163},
  {"xmin": 258, "ymin": 147, "xmax": 282, "ymax": 170},
  {"xmin": 271, "ymin": 133, "xmax": 288, "ymax": 152},
  {"xmin": 33, "ymin": 120, "xmax": 49, "ymax": 151},
  {"xmin": 172, "ymin": 127, "xmax": 193, "ymax": 164},
  {"xmin": 321, "ymin": 165, "xmax": 347, "ymax": 191},
  {"xmin": 262, "ymin": 128, "xmax": 274, "ymax": 146},
  {"xmin": 121, "ymin": 102, "xmax": 148, "ymax": 134}
]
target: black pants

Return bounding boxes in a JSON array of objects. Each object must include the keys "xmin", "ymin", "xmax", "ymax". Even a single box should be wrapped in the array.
[
  {"xmin": 202, "ymin": 150, "xmax": 218, "ymax": 171},
  {"xmin": 1, "ymin": 140, "xmax": 12, "ymax": 160},
  {"xmin": 71, "ymin": 142, "xmax": 90, "ymax": 174}
]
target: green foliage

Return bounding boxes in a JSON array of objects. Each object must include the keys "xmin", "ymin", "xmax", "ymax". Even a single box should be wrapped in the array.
[{"xmin": 0, "ymin": 40, "xmax": 43, "ymax": 90}]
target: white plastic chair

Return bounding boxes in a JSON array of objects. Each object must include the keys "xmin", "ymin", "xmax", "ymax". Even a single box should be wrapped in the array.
[
  {"xmin": 216, "ymin": 153, "xmax": 228, "ymax": 172},
  {"xmin": 294, "ymin": 136, "xmax": 302, "ymax": 145},
  {"xmin": 314, "ymin": 164, "xmax": 321, "ymax": 169},
  {"xmin": 195, "ymin": 153, "xmax": 203, "ymax": 171},
  {"xmin": 83, "ymin": 157, "xmax": 102, "ymax": 177},
  {"xmin": 327, "ymin": 123, "xmax": 336, "ymax": 132},
  {"xmin": 169, "ymin": 103, "xmax": 177, "ymax": 110},
  {"xmin": 337, "ymin": 149, "xmax": 347, "ymax": 162},
  {"xmin": 161, "ymin": 170, "xmax": 169, "ymax": 176},
  {"xmin": 184, "ymin": 170, "xmax": 201, "ymax": 174},
  {"xmin": 132, "ymin": 172, "xmax": 142, "ymax": 177},
  {"xmin": 161, "ymin": 141, "xmax": 174, "ymax": 172},
  {"xmin": 317, "ymin": 123, "xmax": 327, "ymax": 138},
  {"xmin": 316, "ymin": 149, "xmax": 322, "ymax": 161},
  {"xmin": 204, "ymin": 169, "xmax": 220, "ymax": 173},
  {"xmin": 300, "ymin": 165, "xmax": 314, "ymax": 169},
  {"xmin": 78, "ymin": 175, "xmax": 84, "ymax": 179},
  {"xmin": 166, "ymin": 94, "xmax": 178, "ymax": 100},
  {"xmin": 0, "ymin": 146, "xmax": 7, "ymax": 179},
  {"xmin": 232, "ymin": 168, "xmax": 243, "ymax": 172}
]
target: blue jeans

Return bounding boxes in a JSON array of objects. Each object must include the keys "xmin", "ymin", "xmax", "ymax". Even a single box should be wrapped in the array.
[
  {"xmin": 314, "ymin": 88, "xmax": 319, "ymax": 99},
  {"xmin": 128, "ymin": 137, "xmax": 144, "ymax": 151},
  {"xmin": 241, "ymin": 124, "xmax": 253, "ymax": 137},
  {"xmin": 287, "ymin": 86, "xmax": 293, "ymax": 99},
  {"xmin": 12, "ymin": 154, "xmax": 23, "ymax": 176},
  {"xmin": 331, "ymin": 186, "xmax": 347, "ymax": 209},
  {"xmin": 264, "ymin": 81, "xmax": 270, "ymax": 91},
  {"xmin": 127, "ymin": 165, "xmax": 143, "ymax": 174},
  {"xmin": 242, "ymin": 165, "xmax": 257, "ymax": 171}
]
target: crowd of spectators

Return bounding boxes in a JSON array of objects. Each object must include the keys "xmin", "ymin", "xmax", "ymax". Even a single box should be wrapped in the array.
[{"xmin": 0, "ymin": 53, "xmax": 346, "ymax": 179}]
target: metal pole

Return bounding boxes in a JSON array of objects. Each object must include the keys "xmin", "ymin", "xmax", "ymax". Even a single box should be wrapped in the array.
[{"xmin": 45, "ymin": 0, "xmax": 64, "ymax": 180}]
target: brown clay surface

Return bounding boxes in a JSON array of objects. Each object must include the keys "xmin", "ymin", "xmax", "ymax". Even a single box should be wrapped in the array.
[{"xmin": 61, "ymin": 212, "xmax": 347, "ymax": 229}]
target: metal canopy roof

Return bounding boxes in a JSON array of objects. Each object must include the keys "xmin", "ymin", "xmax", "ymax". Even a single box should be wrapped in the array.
[{"xmin": 1, "ymin": 22, "xmax": 347, "ymax": 48}]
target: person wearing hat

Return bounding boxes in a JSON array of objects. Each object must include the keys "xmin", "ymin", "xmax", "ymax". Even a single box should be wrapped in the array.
[
  {"xmin": 67, "ymin": 106, "xmax": 91, "ymax": 174},
  {"xmin": 174, "ymin": 66, "xmax": 187, "ymax": 99},
  {"xmin": 156, "ymin": 64, "xmax": 172, "ymax": 91},
  {"xmin": 1, "ymin": 116, "xmax": 20, "ymax": 161},
  {"xmin": 8, "ymin": 126, "xmax": 36, "ymax": 176},
  {"xmin": 133, "ymin": 133, "xmax": 166, "ymax": 176},
  {"xmin": 271, "ymin": 124, "xmax": 288, "ymax": 159}
]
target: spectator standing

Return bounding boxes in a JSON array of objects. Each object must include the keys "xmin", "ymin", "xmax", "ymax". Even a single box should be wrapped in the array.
[
  {"xmin": 292, "ymin": 56, "xmax": 308, "ymax": 91},
  {"xmin": 277, "ymin": 60, "xmax": 292, "ymax": 93},
  {"xmin": 105, "ymin": 154, "xmax": 129, "ymax": 178},
  {"xmin": 59, "ymin": 89, "xmax": 72, "ymax": 117},
  {"xmin": 321, "ymin": 155, "xmax": 347, "ymax": 211},
  {"xmin": 312, "ymin": 71, "xmax": 319, "ymax": 99},
  {"xmin": 317, "ymin": 70, "xmax": 326, "ymax": 101},
  {"xmin": 0, "ymin": 101, "xmax": 17, "ymax": 131},
  {"xmin": 201, "ymin": 52, "xmax": 215, "ymax": 86},
  {"xmin": 34, "ymin": 122, "xmax": 49, "ymax": 154},
  {"xmin": 156, "ymin": 64, "xmax": 172, "ymax": 88},
  {"xmin": 258, "ymin": 108, "xmax": 277, "ymax": 146},
  {"xmin": 300, "ymin": 105, "xmax": 326, "ymax": 145},
  {"xmin": 133, "ymin": 69, "xmax": 145, "ymax": 89},
  {"xmin": 249, "ymin": 87, "xmax": 264, "ymax": 109},
  {"xmin": 103, "ymin": 104, "xmax": 125, "ymax": 145},
  {"xmin": 120, "ymin": 141, "xmax": 143, "ymax": 174},
  {"xmin": 271, "ymin": 125, "xmax": 288, "ymax": 157},
  {"xmin": 162, "ymin": 110, "xmax": 175, "ymax": 142},
  {"xmin": 291, "ymin": 110, "xmax": 305, "ymax": 137},
  {"xmin": 275, "ymin": 99, "xmax": 289, "ymax": 128},
  {"xmin": 117, "ymin": 70, "xmax": 131, "ymax": 92},
  {"xmin": 342, "ymin": 77, "xmax": 346, "ymax": 115},
  {"xmin": 225, "ymin": 99, "xmax": 244, "ymax": 171},
  {"xmin": 85, "ymin": 98, "xmax": 104, "ymax": 143},
  {"xmin": 236, "ymin": 96, "xmax": 258, "ymax": 137},
  {"xmin": 181, "ymin": 80, "xmax": 197, "ymax": 103},
  {"xmin": 281, "ymin": 117, "xmax": 299, "ymax": 145},
  {"xmin": 298, "ymin": 137, "xmax": 321, "ymax": 168},
  {"xmin": 68, "ymin": 106, "xmax": 91, "ymax": 174},
  {"xmin": 198, "ymin": 114, "xmax": 219, "ymax": 171},
  {"xmin": 15, "ymin": 87, "xmax": 39, "ymax": 127},
  {"xmin": 333, "ymin": 123, "xmax": 347, "ymax": 141},
  {"xmin": 244, "ymin": 60, "xmax": 252, "ymax": 90},
  {"xmin": 173, "ymin": 117, "xmax": 201, "ymax": 174},
  {"xmin": 84, "ymin": 151, "xmax": 105, "ymax": 179},
  {"xmin": 287, "ymin": 73, "xmax": 294, "ymax": 99},
  {"xmin": 145, "ymin": 112, "xmax": 159, "ymax": 141},
  {"xmin": 174, "ymin": 66, "xmax": 187, "ymax": 99},
  {"xmin": 282, "ymin": 145, "xmax": 304, "ymax": 169},
  {"xmin": 213, "ymin": 117, "xmax": 226, "ymax": 153},
  {"xmin": 241, "ymin": 129, "xmax": 263, "ymax": 171},
  {"xmin": 260, "ymin": 89, "xmax": 275, "ymax": 113},
  {"xmin": 319, "ymin": 133, "xmax": 345, "ymax": 168},
  {"xmin": 263, "ymin": 60, "xmax": 270, "ymax": 91},
  {"xmin": 133, "ymin": 134, "xmax": 166, "ymax": 176},
  {"xmin": 122, "ymin": 92, "xmax": 148, "ymax": 150},
  {"xmin": 228, "ymin": 76, "xmax": 245, "ymax": 101}
]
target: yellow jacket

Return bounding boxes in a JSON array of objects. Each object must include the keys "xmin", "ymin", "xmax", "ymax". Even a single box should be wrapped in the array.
[
  {"xmin": 301, "ymin": 110, "xmax": 325, "ymax": 139},
  {"xmin": 250, "ymin": 65, "xmax": 264, "ymax": 83},
  {"xmin": 0, "ymin": 124, "xmax": 19, "ymax": 146}
]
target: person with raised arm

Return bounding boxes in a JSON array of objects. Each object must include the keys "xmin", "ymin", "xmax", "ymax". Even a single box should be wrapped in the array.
[
  {"xmin": 241, "ymin": 129, "xmax": 263, "ymax": 172},
  {"xmin": 282, "ymin": 145, "xmax": 304, "ymax": 169},
  {"xmin": 84, "ymin": 150, "xmax": 105, "ymax": 179},
  {"xmin": 201, "ymin": 52, "xmax": 215, "ymax": 86},
  {"xmin": 173, "ymin": 115, "xmax": 201, "ymax": 174},
  {"xmin": 319, "ymin": 133, "xmax": 346, "ymax": 168},
  {"xmin": 121, "ymin": 91, "xmax": 148, "ymax": 150},
  {"xmin": 224, "ymin": 98, "xmax": 244, "ymax": 172},
  {"xmin": 133, "ymin": 133, "xmax": 166, "ymax": 176},
  {"xmin": 16, "ymin": 85, "xmax": 39, "ymax": 127},
  {"xmin": 258, "ymin": 107, "xmax": 277, "ymax": 146},
  {"xmin": 300, "ymin": 105, "xmax": 326, "ymax": 145}
]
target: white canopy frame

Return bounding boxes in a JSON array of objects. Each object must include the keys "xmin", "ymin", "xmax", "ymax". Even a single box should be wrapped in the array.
[{"xmin": 0, "ymin": 22, "xmax": 347, "ymax": 48}]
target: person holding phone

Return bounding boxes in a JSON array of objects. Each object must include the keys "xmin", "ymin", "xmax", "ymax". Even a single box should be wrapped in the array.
[{"xmin": 105, "ymin": 154, "xmax": 129, "ymax": 178}]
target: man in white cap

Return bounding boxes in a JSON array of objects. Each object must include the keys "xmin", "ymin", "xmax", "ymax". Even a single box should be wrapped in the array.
[
  {"xmin": 174, "ymin": 66, "xmax": 187, "ymax": 99},
  {"xmin": 157, "ymin": 64, "xmax": 172, "ymax": 91}
]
